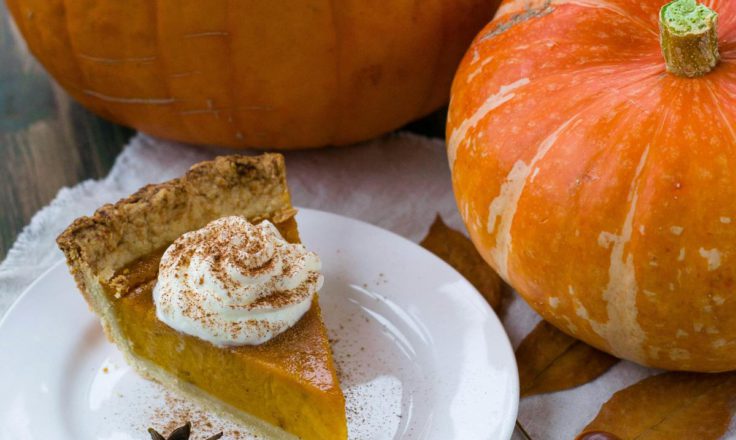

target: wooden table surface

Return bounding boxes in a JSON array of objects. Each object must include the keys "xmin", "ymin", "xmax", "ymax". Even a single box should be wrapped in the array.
[{"xmin": 0, "ymin": 4, "xmax": 445, "ymax": 262}]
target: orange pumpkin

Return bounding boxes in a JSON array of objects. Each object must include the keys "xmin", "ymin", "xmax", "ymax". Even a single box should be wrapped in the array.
[
  {"xmin": 448, "ymin": 0, "xmax": 736, "ymax": 371},
  {"xmin": 6, "ymin": 0, "xmax": 498, "ymax": 149}
]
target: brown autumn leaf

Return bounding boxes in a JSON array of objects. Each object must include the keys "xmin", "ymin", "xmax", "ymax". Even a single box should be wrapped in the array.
[
  {"xmin": 517, "ymin": 320, "xmax": 619, "ymax": 397},
  {"xmin": 420, "ymin": 215, "xmax": 503, "ymax": 310},
  {"xmin": 577, "ymin": 372, "xmax": 736, "ymax": 440}
]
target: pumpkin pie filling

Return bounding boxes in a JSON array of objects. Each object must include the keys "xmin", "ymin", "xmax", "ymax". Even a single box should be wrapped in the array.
[{"xmin": 57, "ymin": 154, "xmax": 347, "ymax": 439}]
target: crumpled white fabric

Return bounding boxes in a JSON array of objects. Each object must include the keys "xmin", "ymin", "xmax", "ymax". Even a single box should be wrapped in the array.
[{"xmin": 0, "ymin": 132, "xmax": 691, "ymax": 440}]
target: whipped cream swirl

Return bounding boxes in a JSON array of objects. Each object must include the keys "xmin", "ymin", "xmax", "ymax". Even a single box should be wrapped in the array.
[{"xmin": 153, "ymin": 216, "xmax": 323, "ymax": 346}]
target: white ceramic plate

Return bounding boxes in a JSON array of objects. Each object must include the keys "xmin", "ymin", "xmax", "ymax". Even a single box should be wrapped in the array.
[{"xmin": 0, "ymin": 209, "xmax": 518, "ymax": 440}]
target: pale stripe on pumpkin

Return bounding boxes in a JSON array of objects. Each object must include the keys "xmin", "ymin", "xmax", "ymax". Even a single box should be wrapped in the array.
[
  {"xmin": 587, "ymin": 144, "xmax": 650, "ymax": 364},
  {"xmin": 495, "ymin": 0, "xmax": 549, "ymax": 18},
  {"xmin": 447, "ymin": 78, "xmax": 530, "ymax": 169},
  {"xmin": 465, "ymin": 57, "xmax": 494, "ymax": 83},
  {"xmin": 485, "ymin": 115, "xmax": 578, "ymax": 281}
]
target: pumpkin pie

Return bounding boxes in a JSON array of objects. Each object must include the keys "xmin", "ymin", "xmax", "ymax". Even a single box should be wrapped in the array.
[{"xmin": 56, "ymin": 154, "xmax": 347, "ymax": 439}]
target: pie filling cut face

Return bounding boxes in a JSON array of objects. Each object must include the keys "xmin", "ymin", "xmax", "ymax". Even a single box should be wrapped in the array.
[{"xmin": 57, "ymin": 154, "xmax": 347, "ymax": 440}]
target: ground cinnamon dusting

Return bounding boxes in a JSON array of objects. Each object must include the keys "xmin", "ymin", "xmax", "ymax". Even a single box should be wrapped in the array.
[
  {"xmin": 148, "ymin": 391, "xmax": 260, "ymax": 439},
  {"xmin": 155, "ymin": 217, "xmax": 321, "ymax": 344}
]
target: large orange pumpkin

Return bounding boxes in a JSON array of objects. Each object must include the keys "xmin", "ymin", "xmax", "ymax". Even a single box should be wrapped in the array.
[
  {"xmin": 7, "ymin": 0, "xmax": 498, "ymax": 149},
  {"xmin": 448, "ymin": 0, "xmax": 736, "ymax": 371}
]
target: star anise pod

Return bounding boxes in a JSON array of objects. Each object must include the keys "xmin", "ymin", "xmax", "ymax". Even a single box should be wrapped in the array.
[{"xmin": 148, "ymin": 422, "xmax": 223, "ymax": 440}]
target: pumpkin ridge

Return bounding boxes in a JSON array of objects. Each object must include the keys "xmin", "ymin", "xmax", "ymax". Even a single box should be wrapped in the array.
[
  {"xmin": 588, "ymin": 144, "xmax": 650, "ymax": 363},
  {"xmin": 508, "ymin": 98, "xmax": 660, "ymax": 358},
  {"xmin": 152, "ymin": 0, "xmax": 195, "ymax": 144},
  {"xmin": 486, "ymin": 115, "xmax": 580, "ymax": 282},
  {"xmin": 10, "ymin": 0, "xmax": 90, "ymax": 110},
  {"xmin": 570, "ymin": 83, "xmax": 675, "ymax": 362},
  {"xmin": 562, "ymin": 82, "xmax": 707, "ymax": 364},
  {"xmin": 569, "ymin": 107, "xmax": 669, "ymax": 335},
  {"xmin": 57, "ymin": 0, "xmax": 112, "ymax": 119}
]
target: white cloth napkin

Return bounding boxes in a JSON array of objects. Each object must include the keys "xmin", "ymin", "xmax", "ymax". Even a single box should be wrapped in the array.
[{"xmin": 0, "ymin": 133, "xmax": 673, "ymax": 439}]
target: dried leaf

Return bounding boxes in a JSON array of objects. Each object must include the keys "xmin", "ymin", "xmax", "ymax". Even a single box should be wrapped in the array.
[
  {"xmin": 420, "ymin": 215, "xmax": 503, "ymax": 310},
  {"xmin": 148, "ymin": 428, "xmax": 166, "ymax": 440},
  {"xmin": 167, "ymin": 422, "xmax": 192, "ymax": 440},
  {"xmin": 517, "ymin": 321, "xmax": 618, "ymax": 397},
  {"xmin": 578, "ymin": 372, "xmax": 736, "ymax": 440}
]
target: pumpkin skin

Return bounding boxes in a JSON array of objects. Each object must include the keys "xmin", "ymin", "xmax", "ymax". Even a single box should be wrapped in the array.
[
  {"xmin": 448, "ymin": 0, "xmax": 736, "ymax": 371},
  {"xmin": 6, "ymin": 0, "xmax": 498, "ymax": 149}
]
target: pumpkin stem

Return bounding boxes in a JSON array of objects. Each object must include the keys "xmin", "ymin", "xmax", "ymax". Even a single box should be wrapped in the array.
[{"xmin": 659, "ymin": 0, "xmax": 719, "ymax": 77}]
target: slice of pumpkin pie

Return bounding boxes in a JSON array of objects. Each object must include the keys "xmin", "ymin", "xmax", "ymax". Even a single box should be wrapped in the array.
[{"xmin": 57, "ymin": 154, "xmax": 347, "ymax": 440}]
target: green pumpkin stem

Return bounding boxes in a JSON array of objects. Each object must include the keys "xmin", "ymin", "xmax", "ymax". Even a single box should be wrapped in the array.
[{"xmin": 659, "ymin": 0, "xmax": 719, "ymax": 77}]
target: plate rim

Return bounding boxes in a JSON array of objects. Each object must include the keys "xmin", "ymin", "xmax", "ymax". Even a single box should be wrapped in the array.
[{"xmin": 0, "ymin": 207, "xmax": 520, "ymax": 439}]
